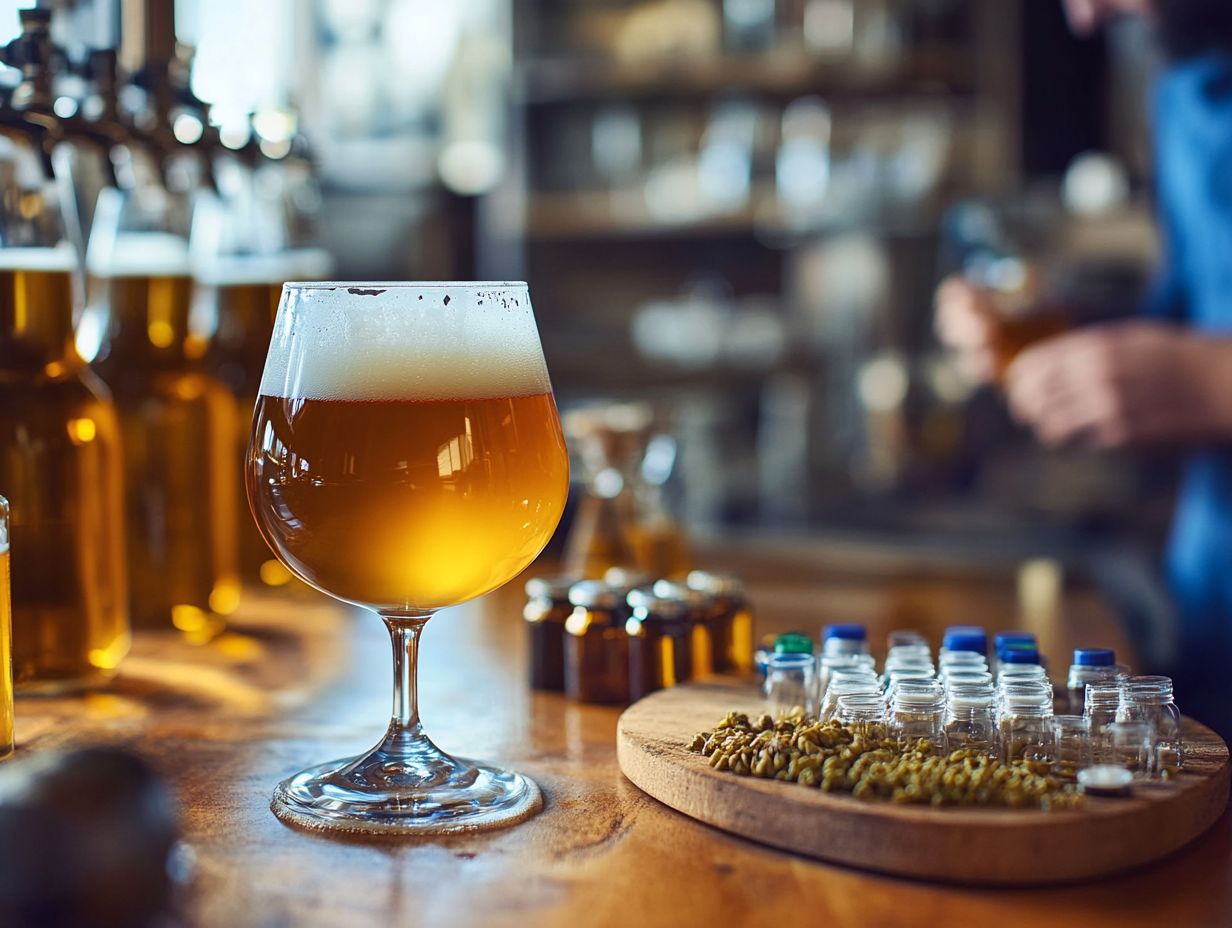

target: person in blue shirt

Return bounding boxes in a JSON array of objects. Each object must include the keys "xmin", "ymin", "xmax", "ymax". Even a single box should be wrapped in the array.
[{"xmin": 936, "ymin": 0, "xmax": 1232, "ymax": 732}]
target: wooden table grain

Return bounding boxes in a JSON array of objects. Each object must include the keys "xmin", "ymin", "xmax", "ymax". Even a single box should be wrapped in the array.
[{"xmin": 14, "ymin": 537, "xmax": 1227, "ymax": 928}]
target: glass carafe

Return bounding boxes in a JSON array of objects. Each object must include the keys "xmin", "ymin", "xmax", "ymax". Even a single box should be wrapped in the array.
[
  {"xmin": 0, "ymin": 125, "xmax": 130, "ymax": 690},
  {"xmin": 87, "ymin": 179, "xmax": 239, "ymax": 641},
  {"xmin": 562, "ymin": 402, "xmax": 690, "ymax": 579}
]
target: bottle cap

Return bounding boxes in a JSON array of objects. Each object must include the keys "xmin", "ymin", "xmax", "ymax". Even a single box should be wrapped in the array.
[
  {"xmin": 823, "ymin": 623, "xmax": 866, "ymax": 641},
  {"xmin": 995, "ymin": 631, "xmax": 1036, "ymax": 653},
  {"xmin": 1073, "ymin": 648, "xmax": 1115, "ymax": 667},
  {"xmin": 942, "ymin": 631, "xmax": 987, "ymax": 654},
  {"xmin": 567, "ymin": 580, "xmax": 621, "ymax": 610},
  {"xmin": 999, "ymin": 645, "xmax": 1041, "ymax": 665},
  {"xmin": 774, "ymin": 632, "xmax": 814, "ymax": 655},
  {"xmin": 768, "ymin": 652, "xmax": 814, "ymax": 670}
]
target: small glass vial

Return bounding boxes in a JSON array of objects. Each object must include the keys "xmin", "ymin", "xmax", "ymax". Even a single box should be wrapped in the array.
[
  {"xmin": 887, "ymin": 629, "xmax": 928, "ymax": 651},
  {"xmin": 942, "ymin": 669, "xmax": 993, "ymax": 692},
  {"xmin": 999, "ymin": 685, "xmax": 1055, "ymax": 765},
  {"xmin": 1066, "ymin": 648, "xmax": 1119, "ymax": 715},
  {"xmin": 686, "ymin": 570, "xmax": 754, "ymax": 673},
  {"xmin": 524, "ymin": 575, "xmax": 577, "ymax": 691},
  {"xmin": 564, "ymin": 581, "xmax": 632, "ymax": 705},
  {"xmin": 764, "ymin": 652, "xmax": 816, "ymax": 719},
  {"xmin": 1084, "ymin": 681, "xmax": 1122, "ymax": 765},
  {"xmin": 939, "ymin": 651, "xmax": 988, "ymax": 677},
  {"xmin": 821, "ymin": 623, "xmax": 869, "ymax": 658},
  {"xmin": 888, "ymin": 681, "xmax": 946, "ymax": 753},
  {"xmin": 818, "ymin": 652, "xmax": 876, "ymax": 704},
  {"xmin": 1053, "ymin": 714, "xmax": 1091, "ymax": 779},
  {"xmin": 836, "ymin": 692, "xmax": 887, "ymax": 731},
  {"xmin": 1118, "ymin": 675, "xmax": 1184, "ymax": 772},
  {"xmin": 940, "ymin": 626, "xmax": 988, "ymax": 659},
  {"xmin": 997, "ymin": 646, "xmax": 1048, "ymax": 688},
  {"xmin": 1108, "ymin": 720, "xmax": 1155, "ymax": 779},
  {"xmin": 993, "ymin": 631, "xmax": 1037, "ymax": 674},
  {"xmin": 944, "ymin": 685, "xmax": 997, "ymax": 757},
  {"xmin": 819, "ymin": 673, "xmax": 881, "ymax": 722}
]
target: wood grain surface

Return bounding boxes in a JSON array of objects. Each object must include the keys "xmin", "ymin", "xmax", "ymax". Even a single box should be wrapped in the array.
[
  {"xmin": 617, "ymin": 678, "xmax": 1231, "ymax": 884},
  {"xmin": 11, "ymin": 535, "xmax": 1232, "ymax": 927}
]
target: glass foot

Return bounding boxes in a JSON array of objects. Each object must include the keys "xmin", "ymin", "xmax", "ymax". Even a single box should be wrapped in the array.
[{"xmin": 271, "ymin": 747, "xmax": 543, "ymax": 836}]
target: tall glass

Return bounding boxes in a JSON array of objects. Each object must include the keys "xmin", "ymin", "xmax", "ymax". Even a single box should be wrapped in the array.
[{"xmin": 246, "ymin": 282, "xmax": 570, "ymax": 834}]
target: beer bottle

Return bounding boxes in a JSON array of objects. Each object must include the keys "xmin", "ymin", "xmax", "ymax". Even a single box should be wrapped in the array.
[
  {"xmin": 88, "ymin": 190, "xmax": 239, "ymax": 641},
  {"xmin": 0, "ymin": 132, "xmax": 131, "ymax": 690}
]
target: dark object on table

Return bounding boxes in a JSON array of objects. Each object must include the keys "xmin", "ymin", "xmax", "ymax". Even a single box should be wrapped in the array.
[{"xmin": 0, "ymin": 746, "xmax": 180, "ymax": 928}]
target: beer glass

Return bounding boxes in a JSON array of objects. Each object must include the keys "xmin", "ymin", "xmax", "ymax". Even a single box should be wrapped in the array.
[{"xmin": 247, "ymin": 282, "xmax": 569, "ymax": 833}]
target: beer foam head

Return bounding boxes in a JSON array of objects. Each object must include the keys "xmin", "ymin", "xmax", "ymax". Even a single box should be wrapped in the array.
[
  {"xmin": 86, "ymin": 232, "xmax": 190, "ymax": 278},
  {"xmin": 259, "ymin": 283, "xmax": 552, "ymax": 401},
  {"xmin": 0, "ymin": 242, "xmax": 78, "ymax": 271}
]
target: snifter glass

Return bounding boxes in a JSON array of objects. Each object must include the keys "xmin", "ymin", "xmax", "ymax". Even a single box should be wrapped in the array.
[{"xmin": 247, "ymin": 282, "xmax": 570, "ymax": 834}]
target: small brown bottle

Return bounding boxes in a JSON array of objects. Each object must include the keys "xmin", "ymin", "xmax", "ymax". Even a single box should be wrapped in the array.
[
  {"xmin": 524, "ymin": 574, "xmax": 575, "ymax": 692},
  {"xmin": 687, "ymin": 570, "xmax": 754, "ymax": 673},
  {"xmin": 563, "ymin": 580, "xmax": 631, "ymax": 705},
  {"xmin": 626, "ymin": 586, "xmax": 693, "ymax": 700}
]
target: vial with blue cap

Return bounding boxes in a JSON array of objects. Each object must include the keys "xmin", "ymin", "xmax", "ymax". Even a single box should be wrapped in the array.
[
  {"xmin": 940, "ymin": 626, "xmax": 988, "ymax": 658},
  {"xmin": 993, "ymin": 631, "xmax": 1037, "ymax": 674},
  {"xmin": 821, "ymin": 623, "xmax": 869, "ymax": 659},
  {"xmin": 997, "ymin": 643, "xmax": 1049, "ymax": 690},
  {"xmin": 1066, "ymin": 648, "xmax": 1120, "ymax": 715}
]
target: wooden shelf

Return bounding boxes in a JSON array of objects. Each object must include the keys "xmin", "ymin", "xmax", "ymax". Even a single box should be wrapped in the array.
[
  {"xmin": 516, "ymin": 50, "xmax": 975, "ymax": 104},
  {"xmin": 521, "ymin": 187, "xmax": 941, "ymax": 242}
]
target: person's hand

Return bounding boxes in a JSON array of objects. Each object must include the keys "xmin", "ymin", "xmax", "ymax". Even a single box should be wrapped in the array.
[
  {"xmin": 1005, "ymin": 320, "xmax": 1232, "ymax": 449},
  {"xmin": 933, "ymin": 276, "xmax": 1000, "ymax": 385}
]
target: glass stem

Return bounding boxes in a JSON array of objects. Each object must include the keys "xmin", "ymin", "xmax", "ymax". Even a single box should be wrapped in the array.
[{"xmin": 382, "ymin": 613, "xmax": 433, "ymax": 756}]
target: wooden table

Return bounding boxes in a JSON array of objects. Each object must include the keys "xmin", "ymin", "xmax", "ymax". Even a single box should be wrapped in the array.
[{"xmin": 15, "ymin": 537, "xmax": 1229, "ymax": 927}]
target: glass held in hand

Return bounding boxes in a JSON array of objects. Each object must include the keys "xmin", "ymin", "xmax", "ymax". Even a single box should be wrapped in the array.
[{"xmin": 246, "ymin": 282, "xmax": 570, "ymax": 835}]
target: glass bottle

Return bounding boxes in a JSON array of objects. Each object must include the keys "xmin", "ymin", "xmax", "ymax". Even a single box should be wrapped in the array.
[
  {"xmin": 0, "ymin": 121, "xmax": 130, "ymax": 691},
  {"xmin": 195, "ymin": 168, "xmax": 333, "ymax": 589},
  {"xmin": 818, "ymin": 651, "xmax": 876, "ymax": 704},
  {"xmin": 649, "ymin": 579, "xmax": 714, "ymax": 679},
  {"xmin": 999, "ymin": 684, "xmax": 1055, "ymax": 765},
  {"xmin": 1084, "ymin": 681, "xmax": 1121, "ymax": 765},
  {"xmin": 523, "ymin": 575, "xmax": 575, "ymax": 692},
  {"xmin": 1117, "ymin": 675, "xmax": 1184, "ymax": 772},
  {"xmin": 563, "ymin": 580, "xmax": 631, "ymax": 705},
  {"xmin": 686, "ymin": 570, "xmax": 754, "ymax": 673},
  {"xmin": 888, "ymin": 681, "xmax": 946, "ymax": 753},
  {"xmin": 764, "ymin": 652, "xmax": 816, "ymax": 718},
  {"xmin": 944, "ymin": 684, "xmax": 997, "ymax": 757},
  {"xmin": 87, "ymin": 182, "xmax": 239, "ymax": 641},
  {"xmin": 1065, "ymin": 648, "xmax": 1119, "ymax": 716},
  {"xmin": 626, "ymin": 586, "xmax": 693, "ymax": 699}
]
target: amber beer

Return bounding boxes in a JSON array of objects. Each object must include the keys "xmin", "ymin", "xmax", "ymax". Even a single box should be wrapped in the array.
[
  {"xmin": 0, "ymin": 258, "xmax": 131, "ymax": 688},
  {"xmin": 249, "ymin": 392, "xmax": 569, "ymax": 610},
  {"xmin": 200, "ymin": 276, "xmax": 287, "ymax": 586},
  {"xmin": 91, "ymin": 256, "xmax": 239, "ymax": 639}
]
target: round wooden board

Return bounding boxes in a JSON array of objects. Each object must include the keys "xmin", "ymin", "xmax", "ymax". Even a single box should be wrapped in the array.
[{"xmin": 617, "ymin": 677, "xmax": 1231, "ymax": 885}]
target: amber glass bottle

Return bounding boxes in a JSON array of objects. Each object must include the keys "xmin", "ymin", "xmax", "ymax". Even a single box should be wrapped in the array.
[
  {"xmin": 90, "ymin": 254, "xmax": 239, "ymax": 641},
  {"xmin": 0, "ymin": 256, "xmax": 131, "ymax": 689}
]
